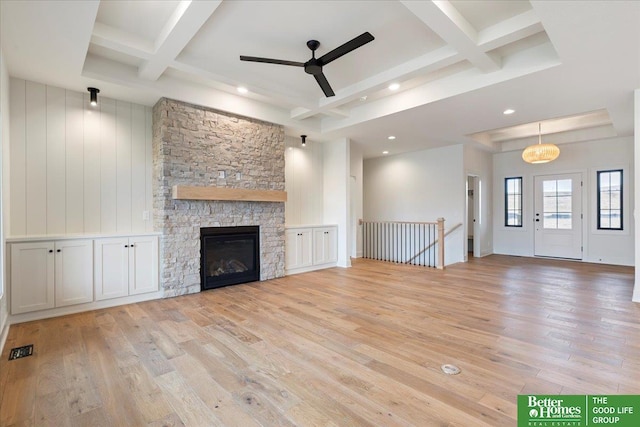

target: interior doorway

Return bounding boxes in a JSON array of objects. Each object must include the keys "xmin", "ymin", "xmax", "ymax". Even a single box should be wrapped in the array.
[
  {"xmin": 534, "ymin": 173, "xmax": 583, "ymax": 259},
  {"xmin": 466, "ymin": 175, "xmax": 480, "ymax": 261}
]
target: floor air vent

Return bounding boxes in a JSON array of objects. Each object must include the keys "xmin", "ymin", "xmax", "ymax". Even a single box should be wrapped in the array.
[{"xmin": 8, "ymin": 344, "xmax": 34, "ymax": 360}]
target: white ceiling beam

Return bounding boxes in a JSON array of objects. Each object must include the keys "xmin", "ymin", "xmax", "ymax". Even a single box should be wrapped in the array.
[
  {"xmin": 477, "ymin": 10, "xmax": 544, "ymax": 51},
  {"xmin": 91, "ymin": 22, "xmax": 154, "ymax": 59},
  {"xmin": 290, "ymin": 46, "xmax": 461, "ymax": 120},
  {"xmin": 401, "ymin": 0, "xmax": 501, "ymax": 73},
  {"xmin": 138, "ymin": 0, "xmax": 223, "ymax": 81}
]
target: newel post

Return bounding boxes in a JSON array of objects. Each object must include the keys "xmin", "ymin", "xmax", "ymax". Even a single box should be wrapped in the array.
[{"xmin": 437, "ymin": 218, "xmax": 445, "ymax": 270}]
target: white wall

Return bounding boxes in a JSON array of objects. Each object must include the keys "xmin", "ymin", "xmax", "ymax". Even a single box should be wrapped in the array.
[
  {"xmin": 493, "ymin": 136, "xmax": 634, "ymax": 266},
  {"xmin": 0, "ymin": 38, "xmax": 9, "ymax": 348},
  {"xmin": 324, "ymin": 138, "xmax": 351, "ymax": 268},
  {"xmin": 9, "ymin": 79, "xmax": 153, "ymax": 237},
  {"xmin": 464, "ymin": 145, "xmax": 493, "ymax": 257},
  {"xmin": 634, "ymin": 90, "xmax": 640, "ymax": 302},
  {"xmin": 284, "ymin": 135, "xmax": 323, "ymax": 225},
  {"xmin": 363, "ymin": 144, "xmax": 465, "ymax": 265},
  {"xmin": 350, "ymin": 141, "xmax": 363, "ymax": 258}
]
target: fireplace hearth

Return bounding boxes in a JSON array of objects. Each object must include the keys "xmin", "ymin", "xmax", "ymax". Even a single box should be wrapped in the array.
[{"xmin": 200, "ymin": 226, "xmax": 260, "ymax": 291}]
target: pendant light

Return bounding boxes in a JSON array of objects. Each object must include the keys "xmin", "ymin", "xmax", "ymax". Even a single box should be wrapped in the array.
[
  {"xmin": 522, "ymin": 123, "xmax": 560, "ymax": 164},
  {"xmin": 300, "ymin": 135, "xmax": 307, "ymax": 147}
]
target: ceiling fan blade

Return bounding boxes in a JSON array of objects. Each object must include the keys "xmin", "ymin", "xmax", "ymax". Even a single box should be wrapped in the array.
[
  {"xmin": 314, "ymin": 72, "xmax": 335, "ymax": 97},
  {"xmin": 239, "ymin": 56, "xmax": 305, "ymax": 67},
  {"xmin": 318, "ymin": 32, "xmax": 374, "ymax": 65}
]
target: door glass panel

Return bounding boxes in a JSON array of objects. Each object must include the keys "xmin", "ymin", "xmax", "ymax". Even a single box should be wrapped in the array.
[{"xmin": 542, "ymin": 179, "xmax": 572, "ymax": 229}]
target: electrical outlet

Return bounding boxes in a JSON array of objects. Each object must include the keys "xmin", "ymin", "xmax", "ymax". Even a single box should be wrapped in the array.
[
  {"xmin": 218, "ymin": 170, "xmax": 226, "ymax": 179},
  {"xmin": 236, "ymin": 172, "xmax": 242, "ymax": 180},
  {"xmin": 142, "ymin": 211, "xmax": 150, "ymax": 221}
]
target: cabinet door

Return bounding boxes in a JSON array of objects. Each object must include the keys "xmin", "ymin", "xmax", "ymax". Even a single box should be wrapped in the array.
[
  {"xmin": 285, "ymin": 229, "xmax": 301, "ymax": 269},
  {"xmin": 313, "ymin": 227, "xmax": 338, "ymax": 265},
  {"xmin": 324, "ymin": 227, "xmax": 338, "ymax": 263},
  {"xmin": 129, "ymin": 236, "xmax": 159, "ymax": 295},
  {"xmin": 299, "ymin": 229, "xmax": 313, "ymax": 267},
  {"xmin": 313, "ymin": 228, "xmax": 328, "ymax": 265},
  {"xmin": 94, "ymin": 237, "xmax": 129, "ymax": 301},
  {"xmin": 11, "ymin": 242, "xmax": 55, "ymax": 314},
  {"xmin": 55, "ymin": 240, "xmax": 94, "ymax": 307}
]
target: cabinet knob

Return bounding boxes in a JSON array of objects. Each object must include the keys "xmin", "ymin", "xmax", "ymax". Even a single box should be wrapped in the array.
[
  {"xmin": 49, "ymin": 249, "xmax": 53, "ymax": 253},
  {"xmin": 130, "ymin": 244, "xmax": 134, "ymax": 247},
  {"xmin": 125, "ymin": 245, "xmax": 129, "ymax": 248},
  {"xmin": 56, "ymin": 249, "xmax": 61, "ymax": 253}
]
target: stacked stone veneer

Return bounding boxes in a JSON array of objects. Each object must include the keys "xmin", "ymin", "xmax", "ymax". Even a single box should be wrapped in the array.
[{"xmin": 153, "ymin": 98, "xmax": 285, "ymax": 297}]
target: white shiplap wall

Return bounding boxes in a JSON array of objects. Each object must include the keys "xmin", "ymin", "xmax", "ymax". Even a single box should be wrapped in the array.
[
  {"xmin": 284, "ymin": 136, "xmax": 324, "ymax": 225},
  {"xmin": 9, "ymin": 79, "xmax": 153, "ymax": 236}
]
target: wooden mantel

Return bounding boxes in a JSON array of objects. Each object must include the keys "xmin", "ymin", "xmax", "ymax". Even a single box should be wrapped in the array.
[{"xmin": 172, "ymin": 185, "xmax": 287, "ymax": 202}]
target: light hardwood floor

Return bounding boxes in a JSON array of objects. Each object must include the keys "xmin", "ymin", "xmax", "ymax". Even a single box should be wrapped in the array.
[{"xmin": 1, "ymin": 255, "xmax": 639, "ymax": 426}]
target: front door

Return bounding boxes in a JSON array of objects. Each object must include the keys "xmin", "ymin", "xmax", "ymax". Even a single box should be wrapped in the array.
[{"xmin": 534, "ymin": 173, "xmax": 582, "ymax": 259}]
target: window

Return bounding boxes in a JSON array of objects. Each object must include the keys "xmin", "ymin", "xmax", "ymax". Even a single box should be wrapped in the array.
[
  {"xmin": 597, "ymin": 169, "xmax": 622, "ymax": 230},
  {"xmin": 505, "ymin": 177, "xmax": 522, "ymax": 227},
  {"xmin": 543, "ymin": 179, "xmax": 572, "ymax": 229}
]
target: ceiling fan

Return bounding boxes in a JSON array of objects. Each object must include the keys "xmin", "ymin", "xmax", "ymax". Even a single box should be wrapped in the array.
[{"xmin": 240, "ymin": 32, "xmax": 374, "ymax": 97}]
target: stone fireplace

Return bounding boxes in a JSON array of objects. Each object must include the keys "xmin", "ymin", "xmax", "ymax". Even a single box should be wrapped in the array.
[{"xmin": 152, "ymin": 98, "xmax": 285, "ymax": 297}]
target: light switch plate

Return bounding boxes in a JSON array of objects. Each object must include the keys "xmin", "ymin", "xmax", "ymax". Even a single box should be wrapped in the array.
[{"xmin": 218, "ymin": 171, "xmax": 226, "ymax": 179}]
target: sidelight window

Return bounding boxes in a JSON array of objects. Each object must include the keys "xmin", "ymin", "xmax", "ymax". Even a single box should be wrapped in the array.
[
  {"xmin": 505, "ymin": 177, "xmax": 523, "ymax": 227},
  {"xmin": 597, "ymin": 169, "xmax": 622, "ymax": 230}
]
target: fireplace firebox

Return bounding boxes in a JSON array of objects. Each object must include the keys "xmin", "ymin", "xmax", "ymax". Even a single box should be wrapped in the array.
[{"xmin": 200, "ymin": 226, "xmax": 260, "ymax": 291}]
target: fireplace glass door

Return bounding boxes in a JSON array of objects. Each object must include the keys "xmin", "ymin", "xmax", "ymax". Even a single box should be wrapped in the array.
[{"xmin": 200, "ymin": 226, "xmax": 260, "ymax": 290}]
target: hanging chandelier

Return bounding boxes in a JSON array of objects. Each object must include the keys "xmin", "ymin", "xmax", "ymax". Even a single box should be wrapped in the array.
[{"xmin": 522, "ymin": 123, "xmax": 560, "ymax": 164}]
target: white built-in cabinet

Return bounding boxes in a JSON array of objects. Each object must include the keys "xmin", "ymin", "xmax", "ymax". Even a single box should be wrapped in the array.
[
  {"xmin": 9, "ymin": 234, "xmax": 159, "ymax": 318},
  {"xmin": 285, "ymin": 225, "xmax": 338, "ymax": 275},
  {"xmin": 285, "ymin": 228, "xmax": 313, "ymax": 270},
  {"xmin": 11, "ymin": 239, "xmax": 93, "ymax": 314},
  {"xmin": 94, "ymin": 236, "xmax": 159, "ymax": 300}
]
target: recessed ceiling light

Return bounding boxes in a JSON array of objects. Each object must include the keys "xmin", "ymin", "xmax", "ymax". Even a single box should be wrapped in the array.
[
  {"xmin": 382, "ymin": 151, "xmax": 389, "ymax": 154},
  {"xmin": 503, "ymin": 108, "xmax": 515, "ymax": 115},
  {"xmin": 360, "ymin": 96, "xmax": 368, "ymax": 101},
  {"xmin": 237, "ymin": 86, "xmax": 248, "ymax": 94},
  {"xmin": 388, "ymin": 135, "xmax": 396, "ymax": 140},
  {"xmin": 388, "ymin": 83, "xmax": 400, "ymax": 91}
]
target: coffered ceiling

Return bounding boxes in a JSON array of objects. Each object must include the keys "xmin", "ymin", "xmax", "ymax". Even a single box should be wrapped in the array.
[{"xmin": 1, "ymin": 1, "xmax": 638, "ymax": 158}]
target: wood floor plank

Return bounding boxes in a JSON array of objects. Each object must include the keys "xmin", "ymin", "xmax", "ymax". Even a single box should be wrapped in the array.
[{"xmin": 1, "ymin": 255, "xmax": 638, "ymax": 426}]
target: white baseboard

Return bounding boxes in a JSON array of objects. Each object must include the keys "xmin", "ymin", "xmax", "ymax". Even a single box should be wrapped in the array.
[
  {"xmin": 286, "ymin": 262, "xmax": 337, "ymax": 276},
  {"xmin": 9, "ymin": 291, "xmax": 164, "ymax": 324}
]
